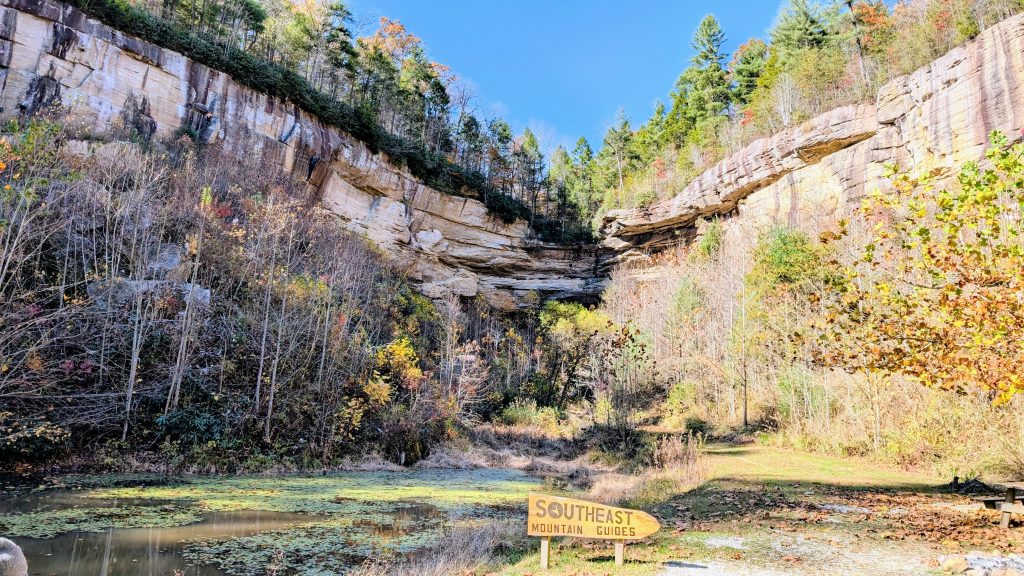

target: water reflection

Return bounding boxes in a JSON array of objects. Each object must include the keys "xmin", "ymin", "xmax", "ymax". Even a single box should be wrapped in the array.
[{"xmin": 11, "ymin": 510, "xmax": 311, "ymax": 576}]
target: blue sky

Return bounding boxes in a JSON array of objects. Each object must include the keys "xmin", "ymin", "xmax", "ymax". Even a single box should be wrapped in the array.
[{"xmin": 346, "ymin": 0, "xmax": 786, "ymax": 154}]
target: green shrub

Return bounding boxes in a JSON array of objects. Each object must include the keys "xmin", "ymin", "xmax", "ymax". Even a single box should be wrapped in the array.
[
  {"xmin": 156, "ymin": 406, "xmax": 223, "ymax": 447},
  {"xmin": 694, "ymin": 218, "xmax": 723, "ymax": 260},
  {"xmin": 500, "ymin": 398, "xmax": 540, "ymax": 426},
  {"xmin": 661, "ymin": 382, "xmax": 698, "ymax": 429},
  {"xmin": 671, "ymin": 280, "xmax": 703, "ymax": 319},
  {"xmin": 684, "ymin": 416, "xmax": 711, "ymax": 436},
  {"xmin": 634, "ymin": 188, "xmax": 658, "ymax": 208},
  {"xmin": 749, "ymin": 226, "xmax": 823, "ymax": 292},
  {"xmin": 666, "ymin": 382, "xmax": 695, "ymax": 414}
]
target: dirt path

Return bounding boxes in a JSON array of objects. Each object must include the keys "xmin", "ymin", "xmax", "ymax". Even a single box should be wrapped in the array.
[{"xmin": 653, "ymin": 444, "xmax": 1017, "ymax": 576}]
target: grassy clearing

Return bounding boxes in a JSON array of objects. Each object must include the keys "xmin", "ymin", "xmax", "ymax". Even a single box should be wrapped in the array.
[
  {"xmin": 703, "ymin": 443, "xmax": 938, "ymax": 489},
  {"xmin": 493, "ymin": 442, "xmax": 957, "ymax": 576}
]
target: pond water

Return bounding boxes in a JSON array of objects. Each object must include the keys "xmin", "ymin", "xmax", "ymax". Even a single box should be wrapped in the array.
[
  {"xmin": 0, "ymin": 469, "xmax": 537, "ymax": 575},
  {"xmin": 16, "ymin": 510, "xmax": 312, "ymax": 576}
]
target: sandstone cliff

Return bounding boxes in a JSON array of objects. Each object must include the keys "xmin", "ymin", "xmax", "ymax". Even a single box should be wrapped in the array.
[
  {"xmin": 601, "ymin": 12, "xmax": 1024, "ymax": 262},
  {"xmin": 0, "ymin": 0, "xmax": 603, "ymax": 309},
  {"xmin": 3, "ymin": 0, "xmax": 1024, "ymax": 301}
]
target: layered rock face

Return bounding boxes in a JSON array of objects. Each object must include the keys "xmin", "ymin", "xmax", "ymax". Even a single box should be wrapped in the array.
[
  {"xmin": 601, "ymin": 12, "xmax": 1024, "ymax": 260},
  {"xmin": 3, "ymin": 0, "xmax": 1024, "ymax": 301},
  {"xmin": 0, "ymin": 0, "xmax": 603, "ymax": 308}
]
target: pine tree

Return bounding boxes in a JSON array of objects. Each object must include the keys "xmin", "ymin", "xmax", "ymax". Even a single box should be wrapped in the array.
[
  {"xmin": 603, "ymin": 113, "xmax": 634, "ymax": 199},
  {"xmin": 771, "ymin": 0, "xmax": 833, "ymax": 63},
  {"xmin": 570, "ymin": 137, "xmax": 596, "ymax": 218},
  {"xmin": 731, "ymin": 38, "xmax": 769, "ymax": 105},
  {"xmin": 684, "ymin": 15, "xmax": 732, "ymax": 122},
  {"xmin": 572, "ymin": 137, "xmax": 593, "ymax": 167},
  {"xmin": 324, "ymin": 1, "xmax": 355, "ymax": 71},
  {"xmin": 633, "ymin": 102, "xmax": 666, "ymax": 166},
  {"xmin": 518, "ymin": 128, "xmax": 544, "ymax": 210}
]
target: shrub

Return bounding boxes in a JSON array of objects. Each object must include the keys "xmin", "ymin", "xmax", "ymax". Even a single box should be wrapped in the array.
[
  {"xmin": 499, "ymin": 398, "xmax": 540, "ymax": 426},
  {"xmin": 684, "ymin": 416, "xmax": 711, "ymax": 436},
  {"xmin": 749, "ymin": 226, "xmax": 823, "ymax": 292},
  {"xmin": 661, "ymin": 381, "xmax": 698, "ymax": 429},
  {"xmin": 0, "ymin": 411, "xmax": 70, "ymax": 461},
  {"xmin": 156, "ymin": 405, "xmax": 223, "ymax": 447},
  {"xmin": 694, "ymin": 218, "xmax": 723, "ymax": 260},
  {"xmin": 665, "ymin": 381, "xmax": 696, "ymax": 415},
  {"xmin": 535, "ymin": 407, "xmax": 562, "ymax": 435},
  {"xmin": 634, "ymin": 188, "xmax": 658, "ymax": 208}
]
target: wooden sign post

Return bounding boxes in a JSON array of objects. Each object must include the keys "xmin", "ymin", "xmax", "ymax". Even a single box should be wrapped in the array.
[{"xmin": 527, "ymin": 493, "xmax": 660, "ymax": 569}]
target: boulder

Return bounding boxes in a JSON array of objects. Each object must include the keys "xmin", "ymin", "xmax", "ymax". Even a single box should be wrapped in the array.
[{"xmin": 0, "ymin": 538, "xmax": 27, "ymax": 576}]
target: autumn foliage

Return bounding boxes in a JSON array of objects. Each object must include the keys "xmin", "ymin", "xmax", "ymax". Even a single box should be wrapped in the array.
[{"xmin": 817, "ymin": 132, "xmax": 1024, "ymax": 402}]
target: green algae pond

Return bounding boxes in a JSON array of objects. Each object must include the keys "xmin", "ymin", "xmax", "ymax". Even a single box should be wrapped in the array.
[{"xmin": 0, "ymin": 469, "xmax": 540, "ymax": 575}]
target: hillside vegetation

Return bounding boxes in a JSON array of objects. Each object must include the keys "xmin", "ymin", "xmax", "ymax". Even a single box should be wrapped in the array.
[
  {"xmin": 595, "ymin": 133, "xmax": 1024, "ymax": 479},
  {"xmin": 8, "ymin": 1, "xmax": 1024, "ymax": 574},
  {"xmin": 71, "ymin": 0, "xmax": 1024, "ymax": 241},
  {"xmin": 2, "ymin": 0, "xmax": 1024, "ymax": 481},
  {"xmin": 557, "ymin": 0, "xmax": 1024, "ymax": 224}
]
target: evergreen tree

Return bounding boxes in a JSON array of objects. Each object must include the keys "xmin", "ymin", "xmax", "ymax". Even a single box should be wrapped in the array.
[
  {"xmin": 684, "ymin": 15, "xmax": 732, "ymax": 122},
  {"xmin": 731, "ymin": 38, "xmax": 769, "ymax": 105},
  {"xmin": 570, "ymin": 137, "xmax": 596, "ymax": 219},
  {"xmin": 550, "ymin": 145, "xmax": 573, "ymax": 186},
  {"xmin": 664, "ymin": 79, "xmax": 695, "ymax": 148},
  {"xmin": 603, "ymin": 113, "xmax": 634, "ymax": 198},
  {"xmin": 771, "ymin": 0, "xmax": 833, "ymax": 64},
  {"xmin": 457, "ymin": 115, "xmax": 483, "ymax": 170},
  {"xmin": 633, "ymin": 102, "xmax": 666, "ymax": 166},
  {"xmin": 572, "ymin": 137, "xmax": 593, "ymax": 167},
  {"xmin": 487, "ymin": 119, "xmax": 514, "ymax": 192},
  {"xmin": 517, "ymin": 128, "xmax": 544, "ymax": 209},
  {"xmin": 324, "ymin": 1, "xmax": 355, "ymax": 72},
  {"xmin": 693, "ymin": 13, "xmax": 726, "ymax": 66},
  {"xmin": 664, "ymin": 14, "xmax": 731, "ymax": 146}
]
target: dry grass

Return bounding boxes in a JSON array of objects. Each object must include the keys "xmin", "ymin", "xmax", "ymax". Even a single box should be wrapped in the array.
[
  {"xmin": 587, "ymin": 464, "xmax": 705, "ymax": 509},
  {"xmin": 334, "ymin": 453, "xmax": 405, "ymax": 472},
  {"xmin": 350, "ymin": 520, "xmax": 526, "ymax": 576},
  {"xmin": 412, "ymin": 443, "xmax": 493, "ymax": 469},
  {"xmin": 589, "ymin": 434, "xmax": 707, "ymax": 508}
]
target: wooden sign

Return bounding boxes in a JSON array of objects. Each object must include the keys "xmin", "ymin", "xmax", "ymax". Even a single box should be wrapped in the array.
[{"xmin": 527, "ymin": 493, "xmax": 660, "ymax": 568}]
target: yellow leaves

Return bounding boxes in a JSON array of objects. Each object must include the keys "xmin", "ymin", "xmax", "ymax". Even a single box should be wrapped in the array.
[
  {"xmin": 822, "ymin": 131, "xmax": 1024, "ymax": 401},
  {"xmin": 375, "ymin": 337, "xmax": 423, "ymax": 388},
  {"xmin": 199, "ymin": 186, "xmax": 214, "ymax": 210},
  {"xmin": 25, "ymin": 351, "xmax": 44, "ymax": 372},
  {"xmin": 363, "ymin": 373, "xmax": 392, "ymax": 407},
  {"xmin": 334, "ymin": 397, "xmax": 366, "ymax": 440}
]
